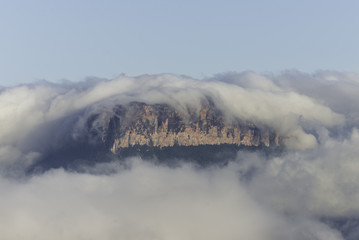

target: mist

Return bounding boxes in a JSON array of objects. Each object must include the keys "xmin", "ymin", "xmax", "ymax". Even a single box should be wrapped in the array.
[{"xmin": 1, "ymin": 71, "xmax": 359, "ymax": 239}]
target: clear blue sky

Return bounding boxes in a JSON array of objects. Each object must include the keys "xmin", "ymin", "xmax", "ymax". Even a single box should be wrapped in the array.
[{"xmin": 1, "ymin": 0, "xmax": 358, "ymax": 86}]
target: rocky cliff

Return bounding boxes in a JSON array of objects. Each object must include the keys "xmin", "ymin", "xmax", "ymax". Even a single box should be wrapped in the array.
[
  {"xmin": 87, "ymin": 100, "xmax": 281, "ymax": 154},
  {"xmin": 29, "ymin": 99, "xmax": 282, "ymax": 172}
]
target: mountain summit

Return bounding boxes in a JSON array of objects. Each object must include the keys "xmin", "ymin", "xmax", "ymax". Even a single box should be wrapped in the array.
[{"xmin": 88, "ymin": 99, "xmax": 281, "ymax": 153}]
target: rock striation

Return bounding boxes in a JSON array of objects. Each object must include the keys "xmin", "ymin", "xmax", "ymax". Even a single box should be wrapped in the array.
[{"xmin": 87, "ymin": 100, "xmax": 281, "ymax": 154}]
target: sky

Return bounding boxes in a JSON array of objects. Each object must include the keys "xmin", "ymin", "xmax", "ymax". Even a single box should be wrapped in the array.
[{"xmin": 1, "ymin": 0, "xmax": 358, "ymax": 86}]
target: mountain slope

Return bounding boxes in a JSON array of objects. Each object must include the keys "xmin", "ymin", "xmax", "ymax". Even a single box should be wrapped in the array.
[{"xmin": 89, "ymin": 100, "xmax": 281, "ymax": 152}]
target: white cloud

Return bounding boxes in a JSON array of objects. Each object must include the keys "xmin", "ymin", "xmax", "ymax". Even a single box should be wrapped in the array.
[
  {"xmin": 0, "ymin": 72, "xmax": 355, "ymax": 168},
  {"xmin": 246, "ymin": 128, "xmax": 359, "ymax": 218},
  {"xmin": 0, "ymin": 71, "xmax": 359, "ymax": 239},
  {"xmin": 0, "ymin": 159, "xmax": 344, "ymax": 240}
]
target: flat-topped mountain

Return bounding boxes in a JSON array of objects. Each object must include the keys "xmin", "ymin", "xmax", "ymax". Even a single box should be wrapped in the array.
[
  {"xmin": 89, "ymin": 100, "xmax": 281, "ymax": 153},
  {"xmin": 30, "ymin": 99, "xmax": 282, "ymax": 172}
]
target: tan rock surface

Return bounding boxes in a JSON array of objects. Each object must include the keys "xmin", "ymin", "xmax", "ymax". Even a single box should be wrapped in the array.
[{"xmin": 93, "ymin": 101, "xmax": 280, "ymax": 153}]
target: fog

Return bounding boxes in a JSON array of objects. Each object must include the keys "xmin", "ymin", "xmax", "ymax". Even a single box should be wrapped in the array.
[{"xmin": 1, "ymin": 71, "xmax": 359, "ymax": 239}]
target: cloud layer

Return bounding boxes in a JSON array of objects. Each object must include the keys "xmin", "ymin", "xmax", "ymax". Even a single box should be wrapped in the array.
[
  {"xmin": 1, "ymin": 71, "xmax": 359, "ymax": 239},
  {"xmin": 0, "ymin": 159, "xmax": 346, "ymax": 240}
]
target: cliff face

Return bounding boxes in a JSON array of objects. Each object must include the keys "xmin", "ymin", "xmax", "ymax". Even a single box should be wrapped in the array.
[{"xmin": 88, "ymin": 100, "xmax": 281, "ymax": 154}]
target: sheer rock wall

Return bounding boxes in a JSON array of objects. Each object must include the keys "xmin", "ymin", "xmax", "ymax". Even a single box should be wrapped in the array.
[{"xmin": 88, "ymin": 101, "xmax": 281, "ymax": 154}]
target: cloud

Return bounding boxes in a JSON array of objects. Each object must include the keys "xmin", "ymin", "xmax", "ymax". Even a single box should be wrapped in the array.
[
  {"xmin": 0, "ymin": 72, "xmax": 350, "ymax": 170},
  {"xmin": 246, "ymin": 128, "xmax": 359, "ymax": 218},
  {"xmin": 0, "ymin": 159, "xmax": 345, "ymax": 240},
  {"xmin": 274, "ymin": 70, "xmax": 359, "ymax": 127},
  {"xmin": 1, "ymin": 71, "xmax": 359, "ymax": 239}
]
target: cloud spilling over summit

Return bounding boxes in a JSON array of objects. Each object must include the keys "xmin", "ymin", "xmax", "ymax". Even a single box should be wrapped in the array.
[
  {"xmin": 0, "ymin": 71, "xmax": 349, "ymax": 168},
  {"xmin": 1, "ymin": 71, "xmax": 359, "ymax": 239}
]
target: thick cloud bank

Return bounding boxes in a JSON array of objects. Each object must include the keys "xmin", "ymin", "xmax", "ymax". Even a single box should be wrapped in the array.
[
  {"xmin": 0, "ymin": 159, "xmax": 346, "ymax": 240},
  {"xmin": 1, "ymin": 71, "xmax": 359, "ymax": 239}
]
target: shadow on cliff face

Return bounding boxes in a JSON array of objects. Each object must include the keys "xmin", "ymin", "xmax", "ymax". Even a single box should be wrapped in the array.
[
  {"xmin": 27, "ymin": 142, "xmax": 283, "ymax": 174},
  {"xmin": 21, "ymin": 101, "xmax": 282, "ymax": 175},
  {"xmin": 114, "ymin": 144, "xmax": 283, "ymax": 167}
]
